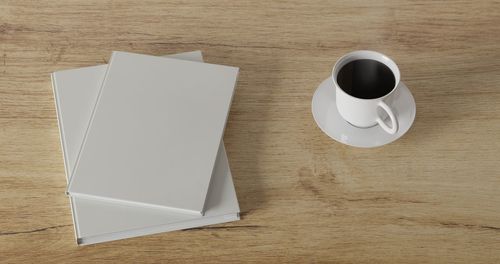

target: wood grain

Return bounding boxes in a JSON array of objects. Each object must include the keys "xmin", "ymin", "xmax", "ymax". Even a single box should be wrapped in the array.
[{"xmin": 1, "ymin": 0, "xmax": 499, "ymax": 263}]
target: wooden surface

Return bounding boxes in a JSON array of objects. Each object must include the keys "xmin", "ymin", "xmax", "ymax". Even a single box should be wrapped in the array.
[{"xmin": 1, "ymin": 0, "xmax": 499, "ymax": 263}]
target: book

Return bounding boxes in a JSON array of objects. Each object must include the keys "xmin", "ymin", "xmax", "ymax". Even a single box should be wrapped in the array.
[
  {"xmin": 67, "ymin": 51, "xmax": 239, "ymax": 215},
  {"xmin": 52, "ymin": 51, "xmax": 240, "ymax": 245}
]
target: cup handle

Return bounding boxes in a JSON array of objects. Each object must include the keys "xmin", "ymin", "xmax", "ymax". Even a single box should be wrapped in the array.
[{"xmin": 376, "ymin": 101, "xmax": 398, "ymax": 135}]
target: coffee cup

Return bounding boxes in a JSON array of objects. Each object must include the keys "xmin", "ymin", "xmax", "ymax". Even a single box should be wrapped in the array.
[{"xmin": 333, "ymin": 50, "xmax": 400, "ymax": 134}]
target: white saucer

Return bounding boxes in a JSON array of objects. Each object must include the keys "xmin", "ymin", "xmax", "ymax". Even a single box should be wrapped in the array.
[{"xmin": 312, "ymin": 77, "xmax": 416, "ymax": 148}]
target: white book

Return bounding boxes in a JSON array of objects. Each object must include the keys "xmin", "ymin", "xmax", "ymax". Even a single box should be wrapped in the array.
[
  {"xmin": 67, "ymin": 51, "xmax": 239, "ymax": 215},
  {"xmin": 52, "ymin": 51, "xmax": 239, "ymax": 245}
]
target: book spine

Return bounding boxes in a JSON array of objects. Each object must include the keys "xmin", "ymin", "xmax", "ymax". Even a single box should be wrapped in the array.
[{"xmin": 51, "ymin": 72, "xmax": 81, "ymax": 244}]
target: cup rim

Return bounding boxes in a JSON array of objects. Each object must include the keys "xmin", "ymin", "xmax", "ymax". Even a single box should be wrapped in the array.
[{"xmin": 332, "ymin": 50, "xmax": 401, "ymax": 101}]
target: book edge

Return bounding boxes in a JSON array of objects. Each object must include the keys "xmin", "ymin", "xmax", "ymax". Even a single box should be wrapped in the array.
[
  {"xmin": 69, "ymin": 191, "xmax": 203, "ymax": 216},
  {"xmin": 51, "ymin": 73, "xmax": 81, "ymax": 243},
  {"xmin": 78, "ymin": 213, "xmax": 239, "ymax": 245}
]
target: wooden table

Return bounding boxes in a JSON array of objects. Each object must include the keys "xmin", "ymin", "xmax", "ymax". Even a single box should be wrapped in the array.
[{"xmin": 1, "ymin": 1, "xmax": 499, "ymax": 262}]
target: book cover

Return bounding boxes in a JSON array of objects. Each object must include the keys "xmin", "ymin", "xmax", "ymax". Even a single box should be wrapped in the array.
[{"xmin": 67, "ymin": 51, "xmax": 239, "ymax": 214}]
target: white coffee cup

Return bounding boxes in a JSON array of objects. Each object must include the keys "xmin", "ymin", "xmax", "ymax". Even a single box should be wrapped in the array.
[{"xmin": 333, "ymin": 50, "xmax": 400, "ymax": 134}]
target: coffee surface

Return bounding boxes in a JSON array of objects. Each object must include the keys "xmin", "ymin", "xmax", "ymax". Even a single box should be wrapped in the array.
[{"xmin": 336, "ymin": 59, "xmax": 395, "ymax": 99}]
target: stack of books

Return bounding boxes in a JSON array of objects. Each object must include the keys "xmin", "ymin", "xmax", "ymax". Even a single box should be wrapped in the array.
[{"xmin": 51, "ymin": 51, "xmax": 240, "ymax": 245}]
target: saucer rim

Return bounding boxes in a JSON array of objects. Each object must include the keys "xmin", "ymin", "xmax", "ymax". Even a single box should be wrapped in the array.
[{"xmin": 311, "ymin": 77, "xmax": 416, "ymax": 148}]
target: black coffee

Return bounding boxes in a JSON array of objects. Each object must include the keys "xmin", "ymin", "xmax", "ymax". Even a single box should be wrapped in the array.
[{"xmin": 336, "ymin": 59, "xmax": 395, "ymax": 99}]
